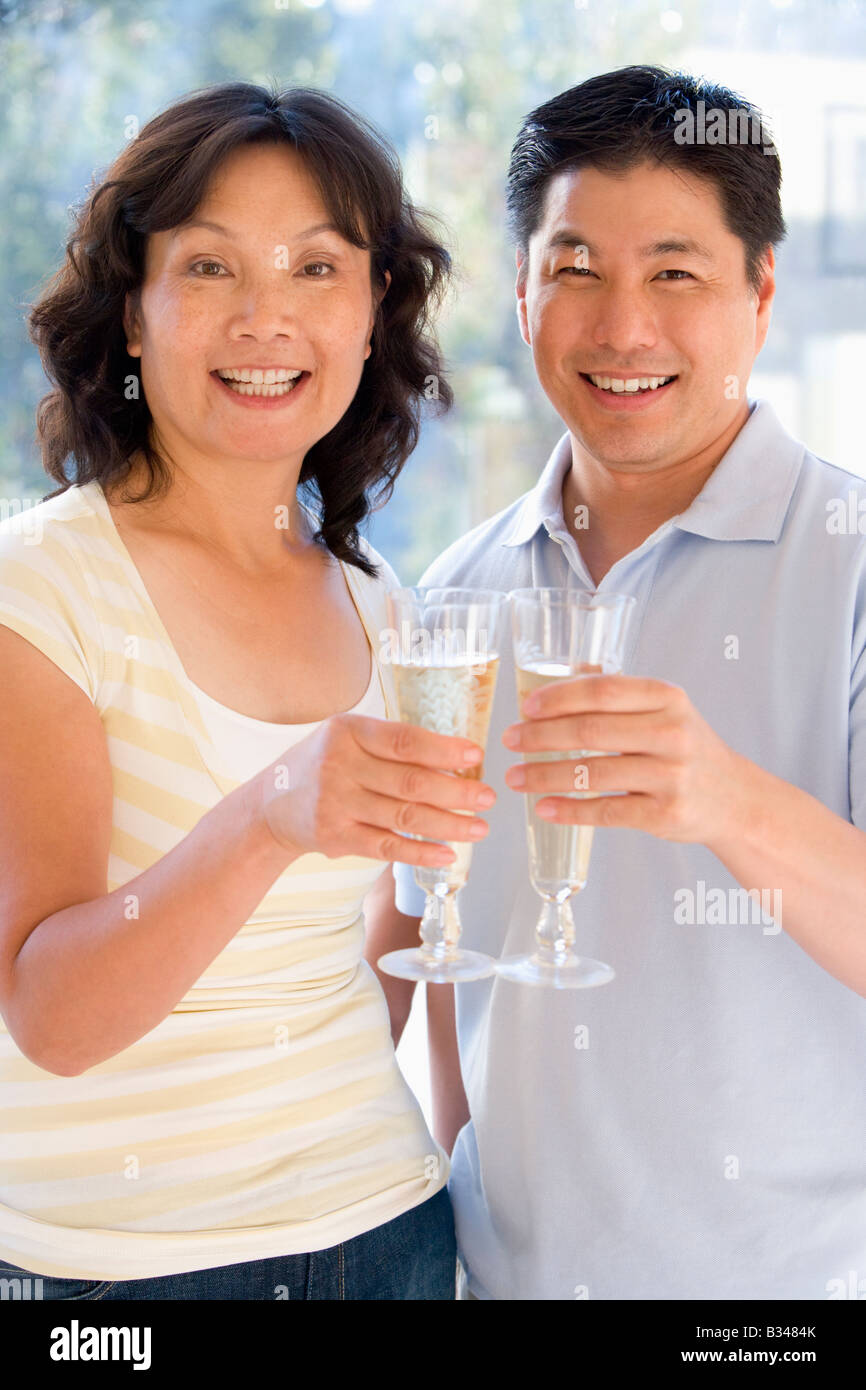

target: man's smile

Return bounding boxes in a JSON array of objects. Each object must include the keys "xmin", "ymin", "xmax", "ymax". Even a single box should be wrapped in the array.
[{"xmin": 578, "ymin": 370, "xmax": 679, "ymax": 411}]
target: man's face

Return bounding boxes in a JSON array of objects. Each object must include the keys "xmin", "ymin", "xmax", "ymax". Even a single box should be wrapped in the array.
[
  {"xmin": 516, "ymin": 159, "xmax": 775, "ymax": 473},
  {"xmin": 124, "ymin": 142, "xmax": 386, "ymax": 478}
]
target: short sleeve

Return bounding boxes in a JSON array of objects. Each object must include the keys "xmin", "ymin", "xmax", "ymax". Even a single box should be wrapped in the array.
[{"xmin": 0, "ymin": 521, "xmax": 102, "ymax": 703}]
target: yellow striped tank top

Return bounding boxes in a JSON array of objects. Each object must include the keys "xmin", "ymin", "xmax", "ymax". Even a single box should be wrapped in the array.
[{"xmin": 0, "ymin": 480, "xmax": 447, "ymax": 1280}]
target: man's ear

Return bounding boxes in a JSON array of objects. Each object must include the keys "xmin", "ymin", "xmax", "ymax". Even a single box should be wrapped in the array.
[
  {"xmin": 752, "ymin": 246, "xmax": 776, "ymax": 357},
  {"xmin": 124, "ymin": 290, "xmax": 142, "ymax": 359},
  {"xmin": 515, "ymin": 248, "xmax": 530, "ymax": 348}
]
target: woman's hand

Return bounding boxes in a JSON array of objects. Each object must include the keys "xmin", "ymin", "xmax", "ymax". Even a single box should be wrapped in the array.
[{"xmin": 255, "ymin": 713, "xmax": 496, "ymax": 866}]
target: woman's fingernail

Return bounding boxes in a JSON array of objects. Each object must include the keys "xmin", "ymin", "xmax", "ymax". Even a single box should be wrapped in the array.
[
  {"xmin": 502, "ymin": 727, "xmax": 520, "ymax": 748},
  {"xmin": 535, "ymin": 801, "xmax": 557, "ymax": 819},
  {"xmin": 463, "ymin": 746, "xmax": 483, "ymax": 764},
  {"xmin": 476, "ymin": 787, "xmax": 496, "ymax": 808},
  {"xmin": 469, "ymin": 820, "xmax": 488, "ymax": 838},
  {"xmin": 507, "ymin": 765, "xmax": 526, "ymax": 789}
]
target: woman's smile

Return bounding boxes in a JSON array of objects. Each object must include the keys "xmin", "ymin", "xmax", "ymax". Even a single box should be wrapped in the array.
[{"xmin": 210, "ymin": 366, "xmax": 312, "ymax": 408}]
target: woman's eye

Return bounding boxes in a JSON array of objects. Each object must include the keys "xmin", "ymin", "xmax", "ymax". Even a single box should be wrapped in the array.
[
  {"xmin": 189, "ymin": 260, "xmax": 226, "ymax": 277},
  {"xmin": 302, "ymin": 261, "xmax": 335, "ymax": 277}
]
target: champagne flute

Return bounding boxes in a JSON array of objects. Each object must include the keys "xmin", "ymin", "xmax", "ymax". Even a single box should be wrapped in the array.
[
  {"xmin": 496, "ymin": 588, "xmax": 636, "ymax": 989},
  {"xmin": 377, "ymin": 587, "xmax": 508, "ymax": 983}
]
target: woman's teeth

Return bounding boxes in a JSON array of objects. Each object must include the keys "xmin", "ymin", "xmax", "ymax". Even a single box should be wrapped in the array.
[
  {"xmin": 587, "ymin": 374, "xmax": 675, "ymax": 393},
  {"xmin": 216, "ymin": 367, "xmax": 303, "ymax": 398}
]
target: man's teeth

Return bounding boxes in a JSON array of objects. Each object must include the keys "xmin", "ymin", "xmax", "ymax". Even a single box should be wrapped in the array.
[
  {"xmin": 216, "ymin": 367, "xmax": 303, "ymax": 397},
  {"xmin": 587, "ymin": 374, "xmax": 675, "ymax": 393}
]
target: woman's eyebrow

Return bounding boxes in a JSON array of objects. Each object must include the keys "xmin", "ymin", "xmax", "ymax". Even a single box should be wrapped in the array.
[{"xmin": 170, "ymin": 218, "xmax": 342, "ymax": 241}]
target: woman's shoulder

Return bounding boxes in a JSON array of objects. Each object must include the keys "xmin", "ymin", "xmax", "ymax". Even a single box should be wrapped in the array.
[
  {"xmin": 344, "ymin": 532, "xmax": 401, "ymax": 625},
  {"xmin": 354, "ymin": 533, "xmax": 402, "ymax": 592},
  {"xmin": 0, "ymin": 481, "xmax": 106, "ymax": 563},
  {"xmin": 0, "ymin": 482, "xmax": 108, "ymax": 701}
]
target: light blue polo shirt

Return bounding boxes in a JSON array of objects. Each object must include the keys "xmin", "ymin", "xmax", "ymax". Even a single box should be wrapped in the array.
[{"xmin": 393, "ymin": 397, "xmax": 866, "ymax": 1300}]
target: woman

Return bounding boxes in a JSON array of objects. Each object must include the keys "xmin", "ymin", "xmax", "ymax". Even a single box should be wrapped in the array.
[{"xmin": 0, "ymin": 82, "xmax": 493, "ymax": 1300}]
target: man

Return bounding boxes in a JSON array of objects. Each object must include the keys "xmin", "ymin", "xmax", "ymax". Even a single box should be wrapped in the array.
[{"xmin": 367, "ymin": 65, "xmax": 866, "ymax": 1300}]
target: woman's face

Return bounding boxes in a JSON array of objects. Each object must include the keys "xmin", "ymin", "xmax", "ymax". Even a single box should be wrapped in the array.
[{"xmin": 124, "ymin": 142, "xmax": 387, "ymax": 482}]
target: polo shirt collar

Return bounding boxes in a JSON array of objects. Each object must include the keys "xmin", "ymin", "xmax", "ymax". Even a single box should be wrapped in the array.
[{"xmin": 501, "ymin": 398, "xmax": 806, "ymax": 549}]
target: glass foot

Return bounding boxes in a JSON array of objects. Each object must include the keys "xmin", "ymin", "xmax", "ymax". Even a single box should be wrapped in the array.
[
  {"xmin": 377, "ymin": 948, "xmax": 497, "ymax": 983},
  {"xmin": 494, "ymin": 951, "xmax": 614, "ymax": 989}
]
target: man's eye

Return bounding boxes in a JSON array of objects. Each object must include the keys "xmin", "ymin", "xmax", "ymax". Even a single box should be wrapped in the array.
[
  {"xmin": 657, "ymin": 269, "xmax": 693, "ymax": 280},
  {"xmin": 189, "ymin": 260, "xmax": 227, "ymax": 277}
]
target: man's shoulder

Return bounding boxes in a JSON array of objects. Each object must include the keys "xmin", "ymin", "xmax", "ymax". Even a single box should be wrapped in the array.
[
  {"xmin": 799, "ymin": 445, "xmax": 866, "ymax": 499},
  {"xmin": 418, "ymin": 492, "xmax": 534, "ymax": 588},
  {"xmin": 792, "ymin": 442, "xmax": 866, "ymax": 546}
]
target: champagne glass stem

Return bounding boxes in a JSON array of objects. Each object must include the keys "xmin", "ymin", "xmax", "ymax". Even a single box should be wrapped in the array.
[
  {"xmin": 419, "ymin": 886, "xmax": 462, "ymax": 959},
  {"xmin": 533, "ymin": 895, "xmax": 577, "ymax": 961}
]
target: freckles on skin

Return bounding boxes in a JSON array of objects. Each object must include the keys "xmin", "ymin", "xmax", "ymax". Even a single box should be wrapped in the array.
[{"xmin": 121, "ymin": 142, "xmax": 387, "ymax": 474}]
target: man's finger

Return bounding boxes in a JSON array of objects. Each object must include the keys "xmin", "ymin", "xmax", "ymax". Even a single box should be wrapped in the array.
[
  {"xmin": 505, "ymin": 752, "xmax": 666, "ymax": 796},
  {"xmin": 503, "ymin": 709, "xmax": 669, "ymax": 755},
  {"xmin": 520, "ymin": 673, "xmax": 678, "ymax": 719},
  {"xmin": 533, "ymin": 791, "xmax": 657, "ymax": 831}
]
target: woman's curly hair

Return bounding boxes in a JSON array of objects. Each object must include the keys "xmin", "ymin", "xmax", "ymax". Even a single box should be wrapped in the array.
[{"xmin": 28, "ymin": 81, "xmax": 453, "ymax": 574}]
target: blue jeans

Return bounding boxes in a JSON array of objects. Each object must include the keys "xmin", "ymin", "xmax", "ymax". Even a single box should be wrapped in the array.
[{"xmin": 0, "ymin": 1187, "xmax": 456, "ymax": 1300}]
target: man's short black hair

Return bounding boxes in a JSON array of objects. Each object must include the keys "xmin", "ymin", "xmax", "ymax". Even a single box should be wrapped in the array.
[{"xmin": 507, "ymin": 64, "xmax": 787, "ymax": 296}]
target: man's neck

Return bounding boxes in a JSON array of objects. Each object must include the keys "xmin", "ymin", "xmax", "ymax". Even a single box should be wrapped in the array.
[{"xmin": 561, "ymin": 405, "xmax": 750, "ymax": 586}]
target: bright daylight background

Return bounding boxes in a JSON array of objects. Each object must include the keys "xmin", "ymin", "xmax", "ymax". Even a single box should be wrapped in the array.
[{"xmin": 2, "ymin": 0, "xmax": 866, "ymax": 1123}]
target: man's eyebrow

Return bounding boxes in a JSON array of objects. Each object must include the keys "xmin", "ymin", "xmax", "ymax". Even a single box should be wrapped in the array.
[
  {"xmin": 544, "ymin": 230, "xmax": 715, "ymax": 260},
  {"xmin": 169, "ymin": 219, "xmax": 341, "ymax": 241}
]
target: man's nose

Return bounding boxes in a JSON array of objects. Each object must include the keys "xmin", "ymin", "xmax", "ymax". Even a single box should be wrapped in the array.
[{"xmin": 589, "ymin": 284, "xmax": 660, "ymax": 355}]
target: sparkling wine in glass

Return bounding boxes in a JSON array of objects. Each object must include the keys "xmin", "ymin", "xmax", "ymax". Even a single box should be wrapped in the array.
[
  {"xmin": 496, "ymin": 588, "xmax": 636, "ymax": 989},
  {"xmin": 377, "ymin": 587, "xmax": 508, "ymax": 983}
]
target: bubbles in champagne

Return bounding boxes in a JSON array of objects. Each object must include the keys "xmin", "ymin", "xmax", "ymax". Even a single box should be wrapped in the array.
[{"xmin": 393, "ymin": 657, "xmax": 500, "ymax": 894}]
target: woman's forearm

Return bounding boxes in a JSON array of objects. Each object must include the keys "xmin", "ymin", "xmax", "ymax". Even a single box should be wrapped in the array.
[
  {"xmin": 427, "ymin": 982, "xmax": 470, "ymax": 1153},
  {"xmin": 7, "ymin": 774, "xmax": 294, "ymax": 1075},
  {"xmin": 362, "ymin": 867, "xmax": 418, "ymax": 1047}
]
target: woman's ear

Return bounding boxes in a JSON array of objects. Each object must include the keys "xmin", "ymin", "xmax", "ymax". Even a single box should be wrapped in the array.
[
  {"xmin": 365, "ymin": 270, "xmax": 391, "ymax": 359},
  {"xmin": 123, "ymin": 290, "xmax": 143, "ymax": 358}
]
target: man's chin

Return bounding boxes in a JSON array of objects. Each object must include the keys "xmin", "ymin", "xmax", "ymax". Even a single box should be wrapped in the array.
[{"xmin": 564, "ymin": 417, "xmax": 677, "ymax": 472}]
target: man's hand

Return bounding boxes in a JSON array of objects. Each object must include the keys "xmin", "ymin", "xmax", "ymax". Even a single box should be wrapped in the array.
[{"xmin": 502, "ymin": 674, "xmax": 745, "ymax": 848}]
